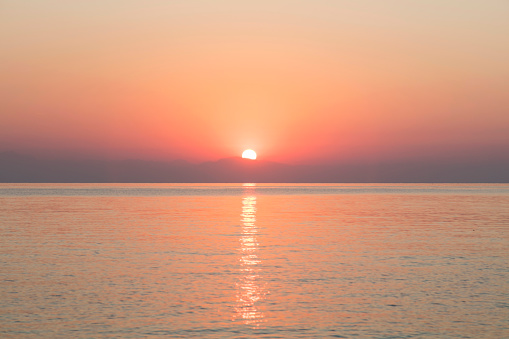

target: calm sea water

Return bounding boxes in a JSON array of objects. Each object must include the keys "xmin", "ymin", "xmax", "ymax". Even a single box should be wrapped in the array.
[{"xmin": 1, "ymin": 184, "xmax": 508, "ymax": 338}]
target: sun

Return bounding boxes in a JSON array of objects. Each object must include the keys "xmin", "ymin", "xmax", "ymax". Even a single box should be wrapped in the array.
[{"xmin": 242, "ymin": 149, "xmax": 257, "ymax": 160}]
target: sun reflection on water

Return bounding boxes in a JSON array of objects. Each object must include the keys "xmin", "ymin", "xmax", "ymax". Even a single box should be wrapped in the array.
[{"xmin": 233, "ymin": 186, "xmax": 267, "ymax": 326}]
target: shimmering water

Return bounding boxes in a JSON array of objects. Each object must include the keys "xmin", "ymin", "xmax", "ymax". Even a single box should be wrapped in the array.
[{"xmin": 1, "ymin": 184, "xmax": 508, "ymax": 338}]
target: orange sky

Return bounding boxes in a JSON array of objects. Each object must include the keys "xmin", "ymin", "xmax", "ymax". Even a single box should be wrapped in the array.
[{"xmin": 1, "ymin": 1, "xmax": 508, "ymax": 164}]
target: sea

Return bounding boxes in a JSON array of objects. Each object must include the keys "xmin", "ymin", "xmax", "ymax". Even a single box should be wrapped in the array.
[{"xmin": 0, "ymin": 183, "xmax": 508, "ymax": 338}]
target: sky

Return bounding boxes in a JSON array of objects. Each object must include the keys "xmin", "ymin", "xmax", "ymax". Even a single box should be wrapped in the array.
[{"xmin": 1, "ymin": 0, "xmax": 508, "ymax": 165}]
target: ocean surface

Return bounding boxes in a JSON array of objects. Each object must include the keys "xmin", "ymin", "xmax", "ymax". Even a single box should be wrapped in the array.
[{"xmin": 1, "ymin": 183, "xmax": 508, "ymax": 338}]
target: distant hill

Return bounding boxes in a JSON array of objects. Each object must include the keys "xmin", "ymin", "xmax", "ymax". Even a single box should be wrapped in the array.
[
  {"xmin": 1, "ymin": 151, "xmax": 508, "ymax": 182},
  {"xmin": 0, "ymin": 152, "xmax": 296, "ymax": 183}
]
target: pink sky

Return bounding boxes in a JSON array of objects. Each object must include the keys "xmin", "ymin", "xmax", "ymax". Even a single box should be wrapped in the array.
[{"xmin": 1, "ymin": 1, "xmax": 508, "ymax": 164}]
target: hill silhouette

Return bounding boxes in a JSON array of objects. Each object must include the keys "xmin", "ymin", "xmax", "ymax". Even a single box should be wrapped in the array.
[
  {"xmin": 0, "ymin": 153, "xmax": 296, "ymax": 183},
  {"xmin": 1, "ymin": 152, "xmax": 508, "ymax": 183}
]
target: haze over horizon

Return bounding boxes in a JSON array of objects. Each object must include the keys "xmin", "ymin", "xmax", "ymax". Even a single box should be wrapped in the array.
[
  {"xmin": 1, "ymin": 1, "xmax": 508, "ymax": 174},
  {"xmin": 1, "ymin": 151, "xmax": 508, "ymax": 183}
]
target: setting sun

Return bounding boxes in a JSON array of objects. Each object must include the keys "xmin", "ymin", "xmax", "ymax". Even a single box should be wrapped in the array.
[{"xmin": 242, "ymin": 149, "xmax": 257, "ymax": 160}]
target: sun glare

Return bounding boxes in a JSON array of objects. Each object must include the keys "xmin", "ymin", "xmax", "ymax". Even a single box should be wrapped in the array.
[{"xmin": 242, "ymin": 149, "xmax": 257, "ymax": 160}]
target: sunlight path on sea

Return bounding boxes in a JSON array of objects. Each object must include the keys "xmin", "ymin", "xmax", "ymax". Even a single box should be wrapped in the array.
[{"xmin": 233, "ymin": 184, "xmax": 267, "ymax": 326}]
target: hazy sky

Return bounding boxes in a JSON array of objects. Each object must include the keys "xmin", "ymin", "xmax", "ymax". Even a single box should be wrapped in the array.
[{"xmin": 1, "ymin": 1, "xmax": 508, "ymax": 164}]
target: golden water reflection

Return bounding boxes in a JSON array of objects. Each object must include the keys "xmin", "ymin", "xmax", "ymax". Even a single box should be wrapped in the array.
[{"xmin": 233, "ymin": 190, "xmax": 267, "ymax": 326}]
